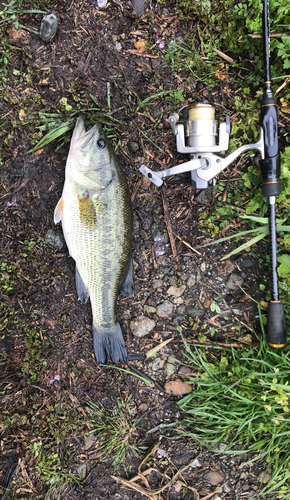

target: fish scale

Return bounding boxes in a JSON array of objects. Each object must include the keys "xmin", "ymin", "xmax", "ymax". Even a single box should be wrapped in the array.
[{"xmin": 54, "ymin": 116, "xmax": 133, "ymax": 364}]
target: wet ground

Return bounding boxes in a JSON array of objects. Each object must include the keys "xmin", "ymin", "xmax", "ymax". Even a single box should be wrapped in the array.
[{"xmin": 0, "ymin": 0, "xmax": 281, "ymax": 498}]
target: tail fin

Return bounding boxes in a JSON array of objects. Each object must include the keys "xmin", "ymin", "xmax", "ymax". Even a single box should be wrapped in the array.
[{"xmin": 93, "ymin": 322, "xmax": 127, "ymax": 365}]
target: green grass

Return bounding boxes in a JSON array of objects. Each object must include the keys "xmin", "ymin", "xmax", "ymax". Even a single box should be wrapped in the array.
[
  {"xmin": 178, "ymin": 329, "xmax": 290, "ymax": 497},
  {"xmin": 86, "ymin": 396, "xmax": 145, "ymax": 469}
]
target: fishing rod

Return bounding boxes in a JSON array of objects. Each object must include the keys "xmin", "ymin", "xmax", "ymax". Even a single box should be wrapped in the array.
[
  {"xmin": 259, "ymin": 0, "xmax": 286, "ymax": 347},
  {"xmin": 139, "ymin": 0, "xmax": 287, "ymax": 347}
]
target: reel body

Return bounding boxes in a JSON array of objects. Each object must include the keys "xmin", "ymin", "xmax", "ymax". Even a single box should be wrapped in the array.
[{"xmin": 140, "ymin": 101, "xmax": 264, "ymax": 190}]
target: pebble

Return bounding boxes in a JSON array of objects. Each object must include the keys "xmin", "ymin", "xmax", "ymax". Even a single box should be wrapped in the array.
[
  {"xmin": 226, "ymin": 273, "xmax": 244, "ymax": 290},
  {"xmin": 239, "ymin": 334, "xmax": 252, "ymax": 344},
  {"xmin": 45, "ymin": 229, "xmax": 63, "ymax": 250},
  {"xmin": 156, "ymin": 300, "xmax": 174, "ymax": 318},
  {"xmin": 167, "ymin": 285, "xmax": 186, "ymax": 298},
  {"xmin": 145, "ymin": 305, "xmax": 156, "ymax": 315},
  {"xmin": 186, "ymin": 306, "xmax": 204, "ymax": 318},
  {"xmin": 176, "ymin": 305, "xmax": 186, "ymax": 315},
  {"xmin": 130, "ymin": 315, "xmax": 156, "ymax": 337},
  {"xmin": 178, "ymin": 366, "xmax": 192, "ymax": 375},
  {"xmin": 173, "ymin": 297, "xmax": 183, "ymax": 305},
  {"xmin": 219, "ymin": 443, "xmax": 227, "ymax": 451},
  {"xmin": 39, "ymin": 14, "xmax": 58, "ymax": 42},
  {"xmin": 164, "ymin": 381, "xmax": 192, "ymax": 396},
  {"xmin": 187, "ymin": 274, "xmax": 196, "ymax": 287},
  {"xmin": 223, "ymin": 485, "xmax": 231, "ymax": 493},
  {"xmin": 203, "ymin": 298, "xmax": 211, "ymax": 308},
  {"xmin": 138, "ymin": 403, "xmax": 148, "ymax": 412},
  {"xmin": 83, "ymin": 434, "xmax": 97, "ymax": 451},
  {"xmin": 76, "ymin": 463, "xmax": 87, "ymax": 480},
  {"xmin": 149, "ymin": 357, "xmax": 165, "ymax": 371},
  {"xmin": 258, "ymin": 466, "xmax": 272, "ymax": 483},
  {"xmin": 218, "ymin": 259, "xmax": 235, "ymax": 277},
  {"xmin": 203, "ymin": 471, "xmax": 224, "ymax": 485},
  {"xmin": 164, "ymin": 362, "xmax": 176, "ymax": 379},
  {"xmin": 152, "ymin": 279, "xmax": 164, "ymax": 289},
  {"xmin": 242, "ymin": 259, "xmax": 254, "ymax": 268},
  {"xmin": 127, "ymin": 141, "xmax": 139, "ymax": 153}
]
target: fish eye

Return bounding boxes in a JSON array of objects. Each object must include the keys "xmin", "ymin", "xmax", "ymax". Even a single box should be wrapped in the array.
[{"xmin": 97, "ymin": 139, "xmax": 106, "ymax": 149}]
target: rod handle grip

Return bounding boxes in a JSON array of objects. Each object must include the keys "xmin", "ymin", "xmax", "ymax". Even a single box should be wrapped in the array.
[{"xmin": 267, "ymin": 300, "xmax": 287, "ymax": 348}]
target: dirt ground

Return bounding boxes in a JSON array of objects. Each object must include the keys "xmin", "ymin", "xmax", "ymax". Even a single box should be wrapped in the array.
[{"xmin": 0, "ymin": 1, "xmax": 282, "ymax": 499}]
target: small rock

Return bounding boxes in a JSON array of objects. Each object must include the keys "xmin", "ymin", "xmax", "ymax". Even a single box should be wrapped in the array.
[
  {"xmin": 169, "ymin": 276, "xmax": 177, "ymax": 285},
  {"xmin": 240, "ymin": 472, "xmax": 248, "ymax": 480},
  {"xmin": 187, "ymin": 274, "xmax": 196, "ymax": 287},
  {"xmin": 218, "ymin": 259, "xmax": 235, "ymax": 277},
  {"xmin": 76, "ymin": 463, "xmax": 87, "ymax": 480},
  {"xmin": 200, "ymin": 262, "xmax": 206, "ymax": 272},
  {"xmin": 173, "ymin": 297, "xmax": 184, "ymax": 305},
  {"xmin": 128, "ymin": 141, "xmax": 139, "ymax": 153},
  {"xmin": 163, "ymin": 119, "xmax": 170, "ymax": 130},
  {"xmin": 152, "ymin": 279, "xmax": 164, "ymax": 289},
  {"xmin": 223, "ymin": 485, "xmax": 231, "ymax": 493},
  {"xmin": 156, "ymin": 300, "xmax": 174, "ymax": 318},
  {"xmin": 203, "ymin": 298, "xmax": 211, "ymax": 308},
  {"xmin": 203, "ymin": 471, "xmax": 224, "ymax": 485},
  {"xmin": 164, "ymin": 362, "xmax": 176, "ymax": 379},
  {"xmin": 226, "ymin": 273, "xmax": 244, "ymax": 290},
  {"xmin": 40, "ymin": 14, "xmax": 58, "ymax": 42},
  {"xmin": 239, "ymin": 334, "xmax": 252, "ymax": 344},
  {"xmin": 130, "ymin": 315, "xmax": 155, "ymax": 337},
  {"xmin": 131, "ymin": 0, "xmax": 148, "ymax": 16},
  {"xmin": 178, "ymin": 366, "xmax": 192, "ymax": 375},
  {"xmin": 164, "ymin": 381, "xmax": 192, "ymax": 396},
  {"xmin": 84, "ymin": 434, "xmax": 97, "ymax": 451},
  {"xmin": 258, "ymin": 466, "xmax": 272, "ymax": 484},
  {"xmin": 176, "ymin": 304, "xmax": 186, "ymax": 315},
  {"xmin": 219, "ymin": 443, "xmax": 227, "ymax": 451},
  {"xmin": 138, "ymin": 403, "xmax": 148, "ymax": 412},
  {"xmin": 186, "ymin": 307, "xmax": 204, "ymax": 318},
  {"xmin": 149, "ymin": 357, "xmax": 165, "ymax": 371},
  {"xmin": 145, "ymin": 305, "xmax": 156, "ymax": 315},
  {"xmin": 45, "ymin": 229, "xmax": 64, "ymax": 250},
  {"xmin": 242, "ymin": 259, "xmax": 254, "ymax": 268},
  {"xmin": 167, "ymin": 285, "xmax": 186, "ymax": 298},
  {"xmin": 195, "ymin": 188, "xmax": 212, "ymax": 204},
  {"xmin": 141, "ymin": 176, "xmax": 152, "ymax": 190}
]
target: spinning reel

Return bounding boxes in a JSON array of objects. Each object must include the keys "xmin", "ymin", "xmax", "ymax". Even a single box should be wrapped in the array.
[
  {"xmin": 139, "ymin": 0, "xmax": 287, "ymax": 349},
  {"xmin": 140, "ymin": 101, "xmax": 264, "ymax": 190}
]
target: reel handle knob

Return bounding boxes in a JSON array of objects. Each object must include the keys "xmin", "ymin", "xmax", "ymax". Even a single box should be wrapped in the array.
[{"xmin": 267, "ymin": 300, "xmax": 287, "ymax": 348}]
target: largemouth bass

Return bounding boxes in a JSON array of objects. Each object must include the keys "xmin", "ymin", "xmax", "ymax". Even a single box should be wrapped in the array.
[{"xmin": 54, "ymin": 116, "xmax": 133, "ymax": 364}]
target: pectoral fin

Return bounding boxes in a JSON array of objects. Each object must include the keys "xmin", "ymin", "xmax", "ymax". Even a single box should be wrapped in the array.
[
  {"xmin": 54, "ymin": 197, "xmax": 64, "ymax": 224},
  {"xmin": 76, "ymin": 266, "xmax": 90, "ymax": 304}
]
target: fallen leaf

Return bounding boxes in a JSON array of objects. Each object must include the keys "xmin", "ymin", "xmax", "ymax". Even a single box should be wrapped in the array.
[{"xmin": 146, "ymin": 338, "xmax": 173, "ymax": 359}]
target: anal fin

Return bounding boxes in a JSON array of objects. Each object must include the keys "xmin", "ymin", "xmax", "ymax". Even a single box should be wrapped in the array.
[
  {"xmin": 119, "ymin": 254, "xmax": 134, "ymax": 297},
  {"xmin": 76, "ymin": 266, "xmax": 90, "ymax": 304}
]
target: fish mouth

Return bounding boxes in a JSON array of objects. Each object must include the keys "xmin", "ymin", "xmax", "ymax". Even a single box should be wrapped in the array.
[{"xmin": 72, "ymin": 115, "xmax": 103, "ymax": 151}]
